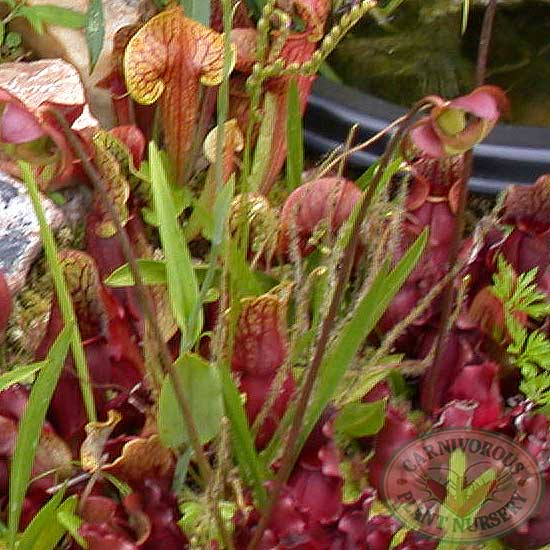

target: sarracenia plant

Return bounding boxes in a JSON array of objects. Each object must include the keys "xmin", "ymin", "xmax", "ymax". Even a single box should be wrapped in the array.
[{"xmin": 1, "ymin": 1, "xmax": 544, "ymax": 549}]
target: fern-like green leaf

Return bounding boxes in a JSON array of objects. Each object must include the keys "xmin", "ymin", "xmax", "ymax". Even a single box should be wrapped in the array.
[
  {"xmin": 490, "ymin": 256, "xmax": 550, "ymax": 407},
  {"xmin": 491, "ymin": 256, "xmax": 550, "ymax": 320}
]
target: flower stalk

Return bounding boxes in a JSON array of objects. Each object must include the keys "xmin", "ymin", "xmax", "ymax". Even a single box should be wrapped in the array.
[
  {"xmin": 48, "ymin": 109, "xmax": 214, "ymax": 485},
  {"xmin": 246, "ymin": 98, "xmax": 435, "ymax": 550},
  {"xmin": 426, "ymin": 0, "xmax": 499, "ymax": 412}
]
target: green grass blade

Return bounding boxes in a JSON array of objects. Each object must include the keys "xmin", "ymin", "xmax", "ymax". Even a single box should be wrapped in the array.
[
  {"xmin": 0, "ymin": 362, "xmax": 44, "ymax": 393},
  {"xmin": 299, "ymin": 228, "xmax": 428, "ymax": 451},
  {"xmin": 8, "ymin": 325, "xmax": 73, "ymax": 548},
  {"xmin": 262, "ymin": 228, "xmax": 428, "ymax": 464},
  {"xmin": 85, "ymin": 0, "xmax": 104, "ymax": 73},
  {"xmin": 20, "ymin": 162, "xmax": 95, "ymax": 423},
  {"xmin": 104, "ymin": 260, "xmax": 213, "ymax": 288},
  {"xmin": 181, "ymin": 0, "xmax": 211, "ymax": 26},
  {"xmin": 220, "ymin": 364, "xmax": 269, "ymax": 508},
  {"xmin": 248, "ymin": 91, "xmax": 276, "ymax": 193},
  {"xmin": 355, "ymin": 161, "xmax": 378, "ymax": 190},
  {"xmin": 318, "ymin": 61, "xmax": 342, "ymax": 83},
  {"xmin": 149, "ymin": 142, "xmax": 201, "ymax": 347},
  {"xmin": 56, "ymin": 497, "xmax": 85, "ymax": 548},
  {"xmin": 16, "ymin": 485, "xmax": 66, "ymax": 550},
  {"xmin": 286, "ymin": 80, "xmax": 304, "ymax": 190},
  {"xmin": 27, "ymin": 6, "xmax": 86, "ymax": 28},
  {"xmin": 356, "ymin": 155, "xmax": 403, "ymax": 193},
  {"xmin": 104, "ymin": 259, "xmax": 167, "ymax": 287}
]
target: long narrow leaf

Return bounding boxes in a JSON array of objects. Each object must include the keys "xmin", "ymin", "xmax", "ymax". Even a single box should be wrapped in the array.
[
  {"xmin": 20, "ymin": 162, "xmax": 95, "ymax": 422},
  {"xmin": 85, "ymin": 0, "xmax": 104, "ymax": 73},
  {"xmin": 56, "ymin": 496, "xmax": 85, "ymax": 548},
  {"xmin": 220, "ymin": 364, "xmax": 269, "ymax": 508},
  {"xmin": 286, "ymin": 80, "xmax": 304, "ymax": 190},
  {"xmin": 105, "ymin": 259, "xmax": 167, "ymax": 287},
  {"xmin": 31, "ymin": 496, "xmax": 78, "ymax": 550},
  {"xmin": 181, "ymin": 0, "xmax": 211, "ymax": 26},
  {"xmin": 8, "ymin": 325, "xmax": 73, "ymax": 548},
  {"xmin": 299, "ymin": 228, "xmax": 429, "ymax": 451},
  {"xmin": 262, "ymin": 228, "xmax": 428, "ymax": 464},
  {"xmin": 17, "ymin": 486, "xmax": 66, "ymax": 550},
  {"xmin": 248, "ymin": 91, "xmax": 276, "ymax": 192},
  {"xmin": 28, "ymin": 6, "xmax": 86, "ymax": 28},
  {"xmin": 301, "ymin": 230, "xmax": 428, "ymax": 444},
  {"xmin": 149, "ymin": 142, "xmax": 201, "ymax": 347},
  {"xmin": 105, "ymin": 260, "xmax": 212, "ymax": 288},
  {"xmin": 0, "ymin": 362, "xmax": 44, "ymax": 393}
]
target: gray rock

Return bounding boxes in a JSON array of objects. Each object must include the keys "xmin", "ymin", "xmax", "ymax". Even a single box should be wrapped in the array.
[
  {"xmin": 0, "ymin": 171, "xmax": 64, "ymax": 293},
  {"xmin": 58, "ymin": 185, "xmax": 93, "ymax": 231}
]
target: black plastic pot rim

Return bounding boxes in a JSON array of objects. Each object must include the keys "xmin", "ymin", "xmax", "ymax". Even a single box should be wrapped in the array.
[{"xmin": 304, "ymin": 77, "xmax": 550, "ymax": 195}]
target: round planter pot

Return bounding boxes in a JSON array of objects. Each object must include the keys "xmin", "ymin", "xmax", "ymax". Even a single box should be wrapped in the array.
[{"xmin": 304, "ymin": 77, "xmax": 550, "ymax": 195}]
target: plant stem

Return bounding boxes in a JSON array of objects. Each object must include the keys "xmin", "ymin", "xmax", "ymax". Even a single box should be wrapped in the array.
[
  {"xmin": 476, "ymin": 0, "xmax": 498, "ymax": 87},
  {"xmin": 425, "ymin": 0, "xmax": 497, "ymax": 411},
  {"xmin": 315, "ymin": 114, "xmax": 406, "ymax": 179},
  {"xmin": 20, "ymin": 162, "xmax": 96, "ymax": 422},
  {"xmin": 49, "ymin": 110, "xmax": 214, "ymax": 485},
  {"xmin": 247, "ymin": 99, "xmax": 434, "ymax": 550},
  {"xmin": 205, "ymin": 2, "xmax": 237, "ymax": 548}
]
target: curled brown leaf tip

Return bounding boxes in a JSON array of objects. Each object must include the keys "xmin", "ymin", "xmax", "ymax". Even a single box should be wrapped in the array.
[
  {"xmin": 81, "ymin": 409, "xmax": 122, "ymax": 473},
  {"xmin": 103, "ymin": 434, "xmax": 174, "ymax": 484}
]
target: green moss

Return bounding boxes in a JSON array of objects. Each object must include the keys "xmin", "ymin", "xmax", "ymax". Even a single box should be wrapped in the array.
[{"xmin": 329, "ymin": 0, "xmax": 550, "ymax": 126}]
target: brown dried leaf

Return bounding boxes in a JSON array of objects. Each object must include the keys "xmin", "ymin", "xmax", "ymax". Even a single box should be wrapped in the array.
[
  {"xmin": 81, "ymin": 409, "xmax": 122, "ymax": 473},
  {"xmin": 103, "ymin": 434, "xmax": 174, "ymax": 484}
]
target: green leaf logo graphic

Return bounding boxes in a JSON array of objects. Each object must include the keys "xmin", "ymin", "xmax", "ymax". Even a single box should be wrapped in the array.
[{"xmin": 437, "ymin": 449, "xmax": 497, "ymax": 546}]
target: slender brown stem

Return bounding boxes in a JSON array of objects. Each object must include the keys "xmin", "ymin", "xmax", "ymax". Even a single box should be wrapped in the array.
[
  {"xmin": 315, "ymin": 114, "xmax": 407, "ymax": 180},
  {"xmin": 247, "ymin": 99, "xmax": 434, "ymax": 550},
  {"xmin": 49, "ymin": 110, "xmax": 214, "ymax": 485},
  {"xmin": 56, "ymin": 109, "xmax": 237, "ymax": 550},
  {"xmin": 476, "ymin": 0, "xmax": 498, "ymax": 87},
  {"xmin": 425, "ymin": 0, "xmax": 497, "ymax": 411}
]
